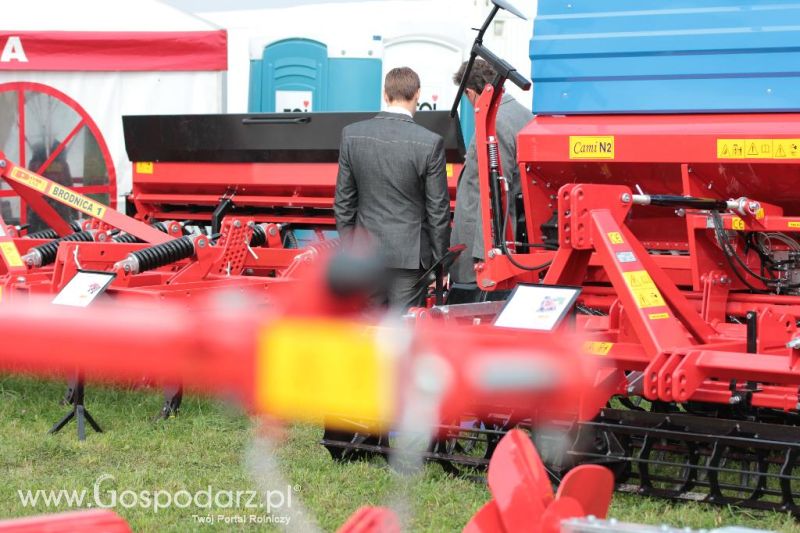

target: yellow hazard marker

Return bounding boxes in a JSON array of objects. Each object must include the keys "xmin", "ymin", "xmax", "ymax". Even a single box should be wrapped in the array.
[
  {"xmin": 718, "ymin": 139, "xmax": 800, "ymax": 160},
  {"xmin": 257, "ymin": 320, "xmax": 397, "ymax": 430},
  {"xmin": 135, "ymin": 162, "xmax": 154, "ymax": 174},
  {"xmin": 0, "ymin": 242, "xmax": 23, "ymax": 268},
  {"xmin": 583, "ymin": 341, "xmax": 613, "ymax": 356},
  {"xmin": 622, "ymin": 270, "xmax": 667, "ymax": 309}
]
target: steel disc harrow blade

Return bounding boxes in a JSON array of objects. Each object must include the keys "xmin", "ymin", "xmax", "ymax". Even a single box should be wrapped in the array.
[
  {"xmin": 322, "ymin": 408, "xmax": 800, "ymax": 516},
  {"xmin": 565, "ymin": 408, "xmax": 800, "ymax": 516}
]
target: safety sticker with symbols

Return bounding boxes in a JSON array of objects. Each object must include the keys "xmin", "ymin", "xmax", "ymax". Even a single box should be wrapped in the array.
[
  {"xmin": 718, "ymin": 139, "xmax": 800, "ymax": 160},
  {"xmin": 135, "ymin": 162, "xmax": 154, "ymax": 174},
  {"xmin": 608, "ymin": 232, "xmax": 624, "ymax": 245},
  {"xmin": 584, "ymin": 341, "xmax": 614, "ymax": 356},
  {"xmin": 8, "ymin": 167, "xmax": 48, "ymax": 192},
  {"xmin": 731, "ymin": 217, "xmax": 745, "ymax": 230},
  {"xmin": 0, "ymin": 242, "xmax": 23, "ymax": 267},
  {"xmin": 622, "ymin": 270, "xmax": 666, "ymax": 309}
]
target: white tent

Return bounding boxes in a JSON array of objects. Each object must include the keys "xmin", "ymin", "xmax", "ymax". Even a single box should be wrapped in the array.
[{"xmin": 0, "ymin": 0, "xmax": 226, "ymax": 222}]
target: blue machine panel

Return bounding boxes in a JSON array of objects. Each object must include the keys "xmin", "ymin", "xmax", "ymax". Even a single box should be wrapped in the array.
[{"xmin": 530, "ymin": 1, "xmax": 800, "ymax": 114}]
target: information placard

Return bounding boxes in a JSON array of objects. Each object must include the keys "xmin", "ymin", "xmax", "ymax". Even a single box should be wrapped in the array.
[
  {"xmin": 493, "ymin": 284, "xmax": 582, "ymax": 331},
  {"xmin": 52, "ymin": 271, "xmax": 116, "ymax": 308}
]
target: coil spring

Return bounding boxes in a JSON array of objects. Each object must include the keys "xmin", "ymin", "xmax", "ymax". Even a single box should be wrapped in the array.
[
  {"xmin": 26, "ymin": 220, "xmax": 83, "ymax": 240},
  {"xmin": 113, "ymin": 233, "xmax": 141, "ymax": 244},
  {"xmin": 250, "ymin": 224, "xmax": 267, "ymax": 248},
  {"xmin": 113, "ymin": 221, "xmax": 172, "ymax": 243},
  {"xmin": 33, "ymin": 231, "xmax": 95, "ymax": 266},
  {"xmin": 151, "ymin": 221, "xmax": 168, "ymax": 233},
  {"xmin": 130, "ymin": 235, "xmax": 195, "ymax": 273},
  {"xmin": 488, "ymin": 138, "xmax": 500, "ymax": 170},
  {"xmin": 26, "ymin": 228, "xmax": 59, "ymax": 240}
]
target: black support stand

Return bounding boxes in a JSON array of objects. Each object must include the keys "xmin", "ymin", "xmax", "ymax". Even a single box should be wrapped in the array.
[
  {"xmin": 155, "ymin": 385, "xmax": 183, "ymax": 420},
  {"xmin": 49, "ymin": 375, "xmax": 102, "ymax": 441}
]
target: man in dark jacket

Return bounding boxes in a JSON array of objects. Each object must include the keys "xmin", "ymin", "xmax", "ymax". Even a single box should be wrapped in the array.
[
  {"xmin": 449, "ymin": 59, "xmax": 533, "ymax": 302},
  {"xmin": 334, "ymin": 67, "xmax": 451, "ymax": 310}
]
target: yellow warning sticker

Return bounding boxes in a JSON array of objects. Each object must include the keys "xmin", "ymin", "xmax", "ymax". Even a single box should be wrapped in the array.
[
  {"xmin": 570, "ymin": 136, "xmax": 615, "ymax": 160},
  {"xmin": 756, "ymin": 208, "xmax": 765, "ymax": 220},
  {"xmin": 718, "ymin": 139, "xmax": 800, "ymax": 160},
  {"xmin": 731, "ymin": 217, "xmax": 745, "ymax": 230},
  {"xmin": 584, "ymin": 341, "xmax": 614, "ymax": 356},
  {"xmin": 135, "ymin": 162, "xmax": 154, "ymax": 174},
  {"xmin": 0, "ymin": 242, "xmax": 23, "ymax": 267},
  {"xmin": 608, "ymin": 232, "xmax": 624, "ymax": 245},
  {"xmin": 789, "ymin": 221, "xmax": 800, "ymax": 229},
  {"xmin": 256, "ymin": 320, "xmax": 394, "ymax": 428},
  {"xmin": 446, "ymin": 164, "xmax": 454, "ymax": 178},
  {"xmin": 649, "ymin": 312, "xmax": 670, "ymax": 320},
  {"xmin": 8, "ymin": 167, "xmax": 48, "ymax": 192},
  {"xmin": 48, "ymin": 184, "xmax": 107, "ymax": 219},
  {"xmin": 622, "ymin": 270, "xmax": 667, "ymax": 309}
]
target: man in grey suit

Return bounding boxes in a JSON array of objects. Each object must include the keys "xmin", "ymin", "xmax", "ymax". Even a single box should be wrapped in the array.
[
  {"xmin": 334, "ymin": 67, "xmax": 451, "ymax": 311},
  {"xmin": 449, "ymin": 59, "xmax": 533, "ymax": 302}
]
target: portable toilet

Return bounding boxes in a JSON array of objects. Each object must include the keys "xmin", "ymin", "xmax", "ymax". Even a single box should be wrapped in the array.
[{"xmin": 249, "ymin": 37, "xmax": 382, "ymax": 113}]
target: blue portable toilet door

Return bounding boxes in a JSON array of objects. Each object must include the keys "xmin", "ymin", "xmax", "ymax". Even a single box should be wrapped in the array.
[{"xmin": 257, "ymin": 38, "xmax": 329, "ymax": 113}]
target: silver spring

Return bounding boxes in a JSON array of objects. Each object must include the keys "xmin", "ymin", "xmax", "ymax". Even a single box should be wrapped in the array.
[{"xmin": 488, "ymin": 136, "xmax": 499, "ymax": 169}]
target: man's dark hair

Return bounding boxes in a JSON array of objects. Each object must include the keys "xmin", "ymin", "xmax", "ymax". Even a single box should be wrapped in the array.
[
  {"xmin": 384, "ymin": 67, "xmax": 421, "ymax": 102},
  {"xmin": 453, "ymin": 59, "xmax": 497, "ymax": 94}
]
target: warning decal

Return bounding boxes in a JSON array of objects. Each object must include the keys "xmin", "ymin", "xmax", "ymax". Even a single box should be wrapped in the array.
[
  {"xmin": 135, "ymin": 162, "xmax": 154, "ymax": 174},
  {"xmin": 622, "ymin": 270, "xmax": 667, "ymax": 309},
  {"xmin": 0, "ymin": 242, "xmax": 23, "ymax": 267},
  {"xmin": 649, "ymin": 312, "xmax": 670, "ymax": 320},
  {"xmin": 731, "ymin": 217, "xmax": 745, "ymax": 230},
  {"xmin": 608, "ymin": 232, "xmax": 624, "ymax": 245},
  {"xmin": 584, "ymin": 341, "xmax": 613, "ymax": 356},
  {"xmin": 718, "ymin": 139, "xmax": 800, "ymax": 160},
  {"xmin": 7, "ymin": 167, "xmax": 48, "ymax": 192}
]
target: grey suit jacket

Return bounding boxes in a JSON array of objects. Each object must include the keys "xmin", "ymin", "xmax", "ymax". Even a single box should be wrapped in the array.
[
  {"xmin": 450, "ymin": 94, "xmax": 533, "ymax": 284},
  {"xmin": 334, "ymin": 112, "xmax": 451, "ymax": 270}
]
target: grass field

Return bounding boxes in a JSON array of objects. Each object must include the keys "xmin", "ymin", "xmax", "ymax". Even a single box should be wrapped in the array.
[{"xmin": 1, "ymin": 374, "xmax": 799, "ymax": 532}]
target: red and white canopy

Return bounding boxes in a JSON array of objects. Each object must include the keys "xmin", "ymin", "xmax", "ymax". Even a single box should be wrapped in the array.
[
  {"xmin": 0, "ymin": 0, "xmax": 227, "ymax": 71},
  {"xmin": 0, "ymin": 0, "xmax": 227, "ymax": 215},
  {"xmin": 0, "ymin": 31, "xmax": 227, "ymax": 72}
]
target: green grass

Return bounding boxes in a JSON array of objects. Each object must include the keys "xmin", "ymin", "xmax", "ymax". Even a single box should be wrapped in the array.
[{"xmin": 0, "ymin": 374, "xmax": 799, "ymax": 532}]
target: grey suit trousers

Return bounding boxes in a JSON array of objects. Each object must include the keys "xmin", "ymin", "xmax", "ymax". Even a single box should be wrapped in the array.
[{"xmin": 383, "ymin": 268, "xmax": 427, "ymax": 311}]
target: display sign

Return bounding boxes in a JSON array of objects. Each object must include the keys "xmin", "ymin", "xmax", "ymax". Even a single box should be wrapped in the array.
[
  {"xmin": 493, "ymin": 284, "xmax": 581, "ymax": 331},
  {"xmin": 52, "ymin": 271, "xmax": 116, "ymax": 308}
]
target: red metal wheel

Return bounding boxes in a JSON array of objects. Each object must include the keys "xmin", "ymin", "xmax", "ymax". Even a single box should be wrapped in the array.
[{"xmin": 0, "ymin": 82, "xmax": 116, "ymax": 232}]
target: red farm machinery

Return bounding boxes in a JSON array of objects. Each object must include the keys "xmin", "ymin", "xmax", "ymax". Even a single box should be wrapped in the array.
[
  {"xmin": 319, "ymin": 0, "xmax": 800, "ymax": 517},
  {"xmin": 0, "ymin": 109, "xmax": 464, "ymax": 429},
  {"xmin": 2, "ymin": 0, "xmax": 800, "ymax": 525}
]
